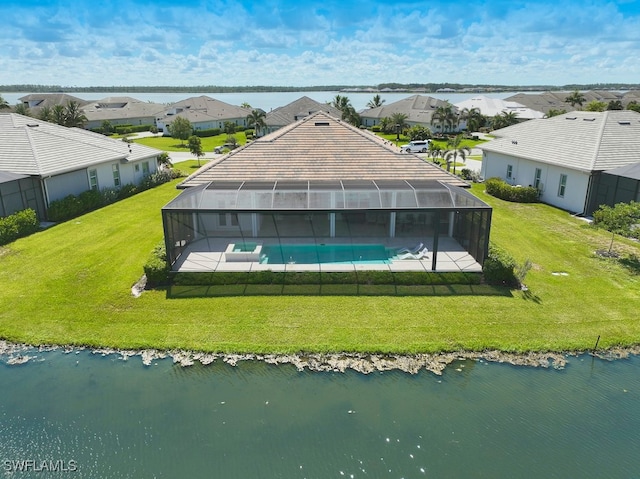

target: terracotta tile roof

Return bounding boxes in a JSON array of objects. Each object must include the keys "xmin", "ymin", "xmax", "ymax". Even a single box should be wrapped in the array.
[{"xmin": 179, "ymin": 111, "xmax": 468, "ymax": 188}]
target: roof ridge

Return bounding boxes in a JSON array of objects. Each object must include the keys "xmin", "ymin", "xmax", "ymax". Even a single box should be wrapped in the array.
[{"xmin": 589, "ymin": 111, "xmax": 608, "ymax": 170}]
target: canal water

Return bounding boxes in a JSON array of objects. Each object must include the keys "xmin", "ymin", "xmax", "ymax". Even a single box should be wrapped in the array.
[{"xmin": 1, "ymin": 350, "xmax": 639, "ymax": 478}]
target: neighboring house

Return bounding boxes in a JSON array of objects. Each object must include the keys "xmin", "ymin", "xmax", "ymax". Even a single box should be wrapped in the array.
[
  {"xmin": 17, "ymin": 93, "xmax": 89, "ymax": 113},
  {"xmin": 359, "ymin": 95, "xmax": 465, "ymax": 132},
  {"xmin": 505, "ymin": 90, "xmax": 634, "ymax": 116},
  {"xmin": 156, "ymin": 96, "xmax": 252, "ymax": 133},
  {"xmin": 0, "ymin": 113, "xmax": 162, "ymax": 220},
  {"xmin": 162, "ymin": 112, "xmax": 492, "ymax": 273},
  {"xmin": 263, "ymin": 96, "xmax": 342, "ymax": 134},
  {"xmin": 82, "ymin": 97, "xmax": 165, "ymax": 130},
  {"xmin": 480, "ymin": 110, "xmax": 640, "ymax": 215},
  {"xmin": 454, "ymin": 96, "xmax": 544, "ymax": 121}
]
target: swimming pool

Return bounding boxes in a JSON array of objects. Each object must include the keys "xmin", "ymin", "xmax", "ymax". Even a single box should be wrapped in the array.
[{"xmin": 261, "ymin": 244, "xmax": 394, "ymax": 264}]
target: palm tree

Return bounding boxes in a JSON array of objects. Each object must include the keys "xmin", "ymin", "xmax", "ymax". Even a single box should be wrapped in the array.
[
  {"xmin": 460, "ymin": 107, "xmax": 485, "ymax": 133},
  {"xmin": 431, "ymin": 104, "xmax": 459, "ymax": 133},
  {"xmin": 246, "ymin": 109, "xmax": 266, "ymax": 137},
  {"xmin": 39, "ymin": 105, "xmax": 53, "ymax": 122},
  {"xmin": 491, "ymin": 111, "xmax": 519, "ymax": 130},
  {"xmin": 565, "ymin": 90, "xmax": 586, "ymax": 110},
  {"xmin": 0, "ymin": 95, "xmax": 9, "ymax": 110},
  {"xmin": 366, "ymin": 94, "xmax": 385, "ymax": 109},
  {"xmin": 51, "ymin": 105, "xmax": 66, "ymax": 125},
  {"xmin": 63, "ymin": 100, "xmax": 87, "ymax": 128},
  {"xmin": 443, "ymin": 134, "xmax": 471, "ymax": 175},
  {"xmin": 544, "ymin": 109, "xmax": 566, "ymax": 118},
  {"xmin": 390, "ymin": 113, "xmax": 408, "ymax": 141},
  {"xmin": 331, "ymin": 94, "xmax": 351, "ymax": 112},
  {"xmin": 13, "ymin": 103, "xmax": 30, "ymax": 116},
  {"xmin": 241, "ymin": 102, "xmax": 251, "ymax": 109},
  {"xmin": 427, "ymin": 142, "xmax": 444, "ymax": 165}
]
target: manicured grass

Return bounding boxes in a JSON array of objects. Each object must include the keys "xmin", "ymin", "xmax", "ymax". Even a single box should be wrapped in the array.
[
  {"xmin": 132, "ymin": 132, "xmax": 249, "ymax": 152},
  {"xmin": 0, "ymin": 181, "xmax": 639, "ymax": 354}
]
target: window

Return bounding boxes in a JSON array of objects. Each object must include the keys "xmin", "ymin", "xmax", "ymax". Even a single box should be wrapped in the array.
[
  {"xmin": 135, "ymin": 164, "xmax": 140, "ymax": 172},
  {"xmin": 218, "ymin": 213, "xmax": 238, "ymax": 227},
  {"xmin": 506, "ymin": 164, "xmax": 513, "ymax": 179},
  {"xmin": 558, "ymin": 174, "xmax": 567, "ymax": 197},
  {"xmin": 89, "ymin": 169, "xmax": 98, "ymax": 191},
  {"xmin": 142, "ymin": 161, "xmax": 150, "ymax": 176},
  {"xmin": 534, "ymin": 168, "xmax": 542, "ymax": 189},
  {"xmin": 112, "ymin": 164, "xmax": 121, "ymax": 187}
]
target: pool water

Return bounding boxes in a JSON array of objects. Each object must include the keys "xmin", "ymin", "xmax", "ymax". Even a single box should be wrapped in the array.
[
  {"xmin": 233, "ymin": 242, "xmax": 258, "ymax": 252},
  {"xmin": 261, "ymin": 243, "xmax": 394, "ymax": 264}
]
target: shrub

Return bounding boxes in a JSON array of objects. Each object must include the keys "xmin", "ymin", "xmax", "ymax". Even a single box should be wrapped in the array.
[
  {"xmin": 143, "ymin": 242, "xmax": 170, "ymax": 286},
  {"xmin": 114, "ymin": 124, "xmax": 154, "ymax": 134},
  {"xmin": 371, "ymin": 125, "xmax": 381, "ymax": 132},
  {"xmin": 483, "ymin": 243, "xmax": 519, "ymax": 287},
  {"xmin": 460, "ymin": 168, "xmax": 481, "ymax": 182},
  {"xmin": 193, "ymin": 128, "xmax": 222, "ymax": 138},
  {"xmin": 485, "ymin": 177, "xmax": 539, "ymax": 203},
  {"xmin": 0, "ymin": 209, "xmax": 40, "ymax": 245}
]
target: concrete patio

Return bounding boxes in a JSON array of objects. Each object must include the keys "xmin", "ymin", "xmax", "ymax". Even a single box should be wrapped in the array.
[{"xmin": 171, "ymin": 236, "xmax": 483, "ymax": 274}]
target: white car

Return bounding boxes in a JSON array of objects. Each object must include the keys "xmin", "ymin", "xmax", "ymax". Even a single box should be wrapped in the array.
[{"xmin": 401, "ymin": 140, "xmax": 431, "ymax": 153}]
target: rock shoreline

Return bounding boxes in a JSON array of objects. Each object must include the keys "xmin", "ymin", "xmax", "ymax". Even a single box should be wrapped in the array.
[{"xmin": 1, "ymin": 340, "xmax": 639, "ymax": 374}]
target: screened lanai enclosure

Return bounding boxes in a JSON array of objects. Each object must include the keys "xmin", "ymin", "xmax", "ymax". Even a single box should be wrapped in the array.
[{"xmin": 162, "ymin": 179, "xmax": 492, "ymax": 273}]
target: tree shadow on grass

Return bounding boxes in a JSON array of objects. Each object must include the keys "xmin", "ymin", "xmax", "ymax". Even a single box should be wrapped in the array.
[
  {"xmin": 520, "ymin": 287, "xmax": 543, "ymax": 304},
  {"xmin": 619, "ymin": 255, "xmax": 640, "ymax": 275}
]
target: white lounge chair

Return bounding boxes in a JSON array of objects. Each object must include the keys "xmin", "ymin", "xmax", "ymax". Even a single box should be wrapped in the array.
[
  {"xmin": 396, "ymin": 242, "xmax": 424, "ymax": 255},
  {"xmin": 397, "ymin": 247, "xmax": 429, "ymax": 260}
]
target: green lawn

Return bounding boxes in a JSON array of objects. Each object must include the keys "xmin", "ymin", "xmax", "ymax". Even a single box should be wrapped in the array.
[
  {"xmin": 133, "ymin": 132, "xmax": 250, "ymax": 152},
  {"xmin": 0, "ymin": 182, "xmax": 639, "ymax": 354}
]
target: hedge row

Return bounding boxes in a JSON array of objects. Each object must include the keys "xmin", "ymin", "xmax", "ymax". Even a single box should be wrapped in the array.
[
  {"xmin": 143, "ymin": 242, "xmax": 170, "ymax": 286},
  {"xmin": 0, "ymin": 209, "xmax": 40, "ymax": 246},
  {"xmin": 485, "ymin": 177, "xmax": 539, "ymax": 203},
  {"xmin": 114, "ymin": 124, "xmax": 154, "ymax": 134},
  {"xmin": 47, "ymin": 170, "xmax": 176, "ymax": 222},
  {"xmin": 193, "ymin": 128, "xmax": 222, "ymax": 138}
]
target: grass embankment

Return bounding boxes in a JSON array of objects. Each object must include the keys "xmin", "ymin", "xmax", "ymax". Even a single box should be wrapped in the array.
[{"xmin": 0, "ymin": 182, "xmax": 639, "ymax": 354}]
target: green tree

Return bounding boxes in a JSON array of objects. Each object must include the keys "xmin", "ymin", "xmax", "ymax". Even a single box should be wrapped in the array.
[
  {"xmin": 607, "ymin": 100, "xmax": 623, "ymax": 110},
  {"xmin": 545, "ymin": 109, "xmax": 567, "ymax": 118},
  {"xmin": 63, "ymin": 100, "xmax": 87, "ymax": 127},
  {"xmin": 240, "ymin": 102, "xmax": 251, "ymax": 109},
  {"xmin": 407, "ymin": 125, "xmax": 431, "ymax": 141},
  {"xmin": 13, "ymin": 103, "xmax": 30, "ymax": 116},
  {"xmin": 593, "ymin": 201, "xmax": 640, "ymax": 252},
  {"xmin": 460, "ymin": 107, "xmax": 485, "ymax": 133},
  {"xmin": 331, "ymin": 95, "xmax": 360, "ymax": 126},
  {"xmin": 427, "ymin": 141, "xmax": 444, "ymax": 164},
  {"xmin": 390, "ymin": 113, "xmax": 408, "ymax": 135},
  {"xmin": 223, "ymin": 121, "xmax": 236, "ymax": 135},
  {"xmin": 168, "ymin": 116, "xmax": 193, "ymax": 145},
  {"xmin": 0, "ymin": 95, "xmax": 9, "ymax": 109},
  {"xmin": 378, "ymin": 117, "xmax": 392, "ymax": 134},
  {"xmin": 431, "ymin": 104, "xmax": 459, "ymax": 133},
  {"xmin": 584, "ymin": 100, "xmax": 607, "ymax": 112},
  {"xmin": 443, "ymin": 134, "xmax": 471, "ymax": 175},
  {"xmin": 246, "ymin": 109, "xmax": 266, "ymax": 136},
  {"xmin": 188, "ymin": 135, "xmax": 204, "ymax": 166},
  {"xmin": 157, "ymin": 152, "xmax": 173, "ymax": 168},
  {"xmin": 101, "ymin": 120, "xmax": 113, "ymax": 135},
  {"xmin": 565, "ymin": 90, "xmax": 586, "ymax": 109},
  {"xmin": 491, "ymin": 111, "xmax": 519, "ymax": 130},
  {"xmin": 51, "ymin": 104, "xmax": 66, "ymax": 125},
  {"xmin": 366, "ymin": 94, "xmax": 385, "ymax": 109},
  {"xmin": 39, "ymin": 105, "xmax": 53, "ymax": 122},
  {"xmin": 628, "ymin": 101, "xmax": 640, "ymax": 113}
]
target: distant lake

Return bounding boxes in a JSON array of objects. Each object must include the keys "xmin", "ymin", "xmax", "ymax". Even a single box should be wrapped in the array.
[
  {"xmin": 1, "ymin": 350, "xmax": 639, "ymax": 478},
  {"xmin": 1, "ymin": 91, "xmax": 523, "ymax": 112}
]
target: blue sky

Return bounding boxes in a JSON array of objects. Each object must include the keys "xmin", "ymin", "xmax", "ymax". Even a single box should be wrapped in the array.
[{"xmin": 1, "ymin": 0, "xmax": 639, "ymax": 87}]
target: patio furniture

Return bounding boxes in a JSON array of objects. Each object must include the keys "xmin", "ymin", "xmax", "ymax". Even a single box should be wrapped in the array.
[
  {"xmin": 396, "ymin": 242, "xmax": 424, "ymax": 255},
  {"xmin": 397, "ymin": 247, "xmax": 429, "ymax": 260}
]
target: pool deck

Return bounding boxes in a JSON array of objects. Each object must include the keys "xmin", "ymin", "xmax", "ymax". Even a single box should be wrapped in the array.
[{"xmin": 172, "ymin": 237, "xmax": 483, "ymax": 273}]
